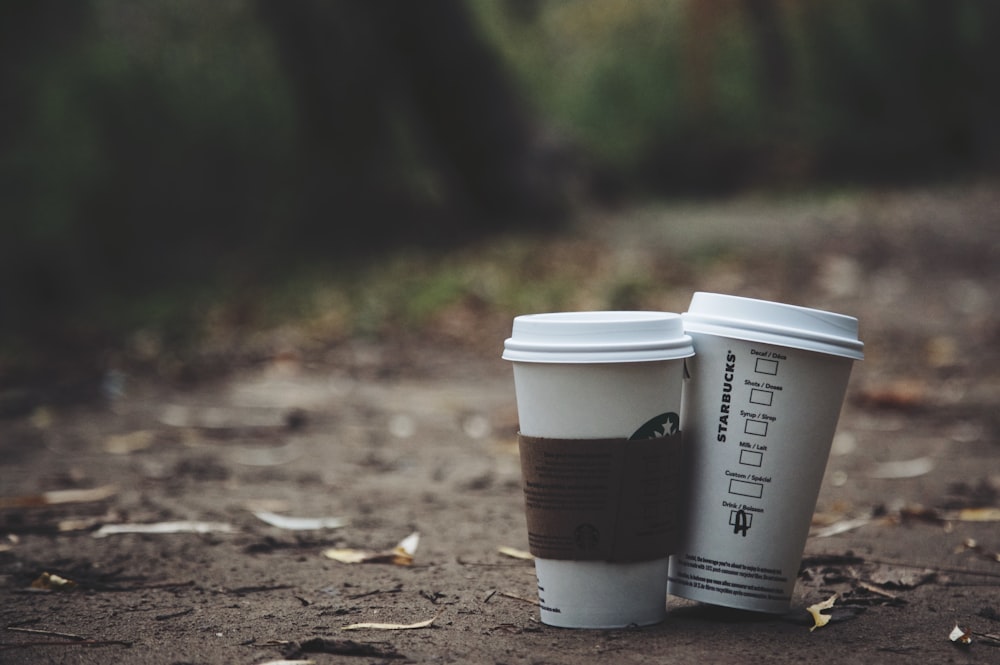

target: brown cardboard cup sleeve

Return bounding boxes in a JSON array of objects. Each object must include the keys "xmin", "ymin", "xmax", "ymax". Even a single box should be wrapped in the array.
[{"xmin": 518, "ymin": 433, "xmax": 681, "ymax": 562}]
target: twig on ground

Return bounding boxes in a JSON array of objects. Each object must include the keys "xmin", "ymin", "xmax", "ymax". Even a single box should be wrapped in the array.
[
  {"xmin": 856, "ymin": 581, "xmax": 900, "ymax": 600},
  {"xmin": 498, "ymin": 591, "xmax": 540, "ymax": 606},
  {"xmin": 2, "ymin": 627, "xmax": 131, "ymax": 650},
  {"xmin": 0, "ymin": 639, "xmax": 133, "ymax": 649},
  {"xmin": 6, "ymin": 626, "xmax": 86, "ymax": 640},
  {"xmin": 342, "ymin": 613, "xmax": 440, "ymax": 631}
]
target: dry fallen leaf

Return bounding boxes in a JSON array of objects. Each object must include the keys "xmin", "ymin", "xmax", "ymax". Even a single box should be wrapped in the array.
[
  {"xmin": 323, "ymin": 531, "xmax": 419, "ymax": 566},
  {"xmin": 498, "ymin": 546, "xmax": 533, "ymax": 560},
  {"xmin": 956, "ymin": 538, "xmax": 1000, "ymax": 563},
  {"xmin": 31, "ymin": 572, "xmax": 78, "ymax": 591},
  {"xmin": 58, "ymin": 510, "xmax": 122, "ymax": 533},
  {"xmin": 104, "ymin": 430, "xmax": 156, "ymax": 454},
  {"xmin": 396, "ymin": 531, "xmax": 420, "ymax": 558},
  {"xmin": 897, "ymin": 505, "xmax": 1000, "ymax": 528},
  {"xmin": 954, "ymin": 507, "xmax": 1000, "ymax": 522},
  {"xmin": 93, "ymin": 521, "xmax": 237, "ymax": 538},
  {"xmin": 869, "ymin": 456, "xmax": 935, "ymax": 479},
  {"xmin": 807, "ymin": 594, "xmax": 838, "ymax": 632},
  {"xmin": 810, "ymin": 516, "xmax": 872, "ymax": 539},
  {"xmin": 323, "ymin": 549, "xmax": 372, "ymax": 564},
  {"xmin": 252, "ymin": 511, "xmax": 348, "ymax": 531},
  {"xmin": 855, "ymin": 379, "xmax": 927, "ymax": 410},
  {"xmin": 866, "ymin": 565, "xmax": 937, "ymax": 589},
  {"xmin": 950, "ymin": 623, "xmax": 973, "ymax": 645},
  {"xmin": 342, "ymin": 614, "xmax": 438, "ymax": 631},
  {"xmin": 855, "ymin": 581, "xmax": 899, "ymax": 601},
  {"xmin": 2, "ymin": 535, "xmax": 19, "ymax": 552},
  {"xmin": 896, "ymin": 505, "xmax": 944, "ymax": 523},
  {"xmin": 57, "ymin": 519, "xmax": 97, "ymax": 533},
  {"xmin": 0, "ymin": 485, "xmax": 117, "ymax": 509}
]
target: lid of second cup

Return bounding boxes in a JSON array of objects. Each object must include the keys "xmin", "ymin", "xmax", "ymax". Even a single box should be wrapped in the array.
[
  {"xmin": 683, "ymin": 292, "xmax": 864, "ymax": 360},
  {"xmin": 502, "ymin": 311, "xmax": 694, "ymax": 363}
]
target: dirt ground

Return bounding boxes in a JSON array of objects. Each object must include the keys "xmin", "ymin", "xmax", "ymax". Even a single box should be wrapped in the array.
[{"xmin": 3, "ymin": 181, "xmax": 1000, "ymax": 664}]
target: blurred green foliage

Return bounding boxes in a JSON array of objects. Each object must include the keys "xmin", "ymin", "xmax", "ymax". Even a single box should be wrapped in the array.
[
  {"xmin": 2, "ymin": 1, "xmax": 299, "ymax": 331},
  {"xmin": 473, "ymin": 0, "xmax": 1000, "ymax": 192},
  {"xmin": 2, "ymin": 0, "xmax": 999, "ymax": 371}
]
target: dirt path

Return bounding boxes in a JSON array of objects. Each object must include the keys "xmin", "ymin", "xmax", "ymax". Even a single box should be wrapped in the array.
[{"xmin": 3, "ymin": 182, "xmax": 1000, "ymax": 663}]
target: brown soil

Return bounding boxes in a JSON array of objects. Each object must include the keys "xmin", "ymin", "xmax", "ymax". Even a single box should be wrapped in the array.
[{"xmin": 3, "ymin": 181, "xmax": 1000, "ymax": 664}]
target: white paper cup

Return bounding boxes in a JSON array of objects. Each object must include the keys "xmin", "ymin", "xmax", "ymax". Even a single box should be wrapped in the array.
[
  {"xmin": 503, "ymin": 311, "xmax": 694, "ymax": 628},
  {"xmin": 667, "ymin": 293, "xmax": 863, "ymax": 613}
]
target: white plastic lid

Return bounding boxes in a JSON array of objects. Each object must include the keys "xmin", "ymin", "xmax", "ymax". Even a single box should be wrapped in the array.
[
  {"xmin": 502, "ymin": 311, "xmax": 694, "ymax": 363},
  {"xmin": 683, "ymin": 292, "xmax": 864, "ymax": 360}
]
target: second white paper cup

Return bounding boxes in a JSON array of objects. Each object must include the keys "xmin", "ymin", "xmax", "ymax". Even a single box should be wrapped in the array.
[
  {"xmin": 667, "ymin": 293, "xmax": 863, "ymax": 613},
  {"xmin": 503, "ymin": 311, "xmax": 693, "ymax": 628}
]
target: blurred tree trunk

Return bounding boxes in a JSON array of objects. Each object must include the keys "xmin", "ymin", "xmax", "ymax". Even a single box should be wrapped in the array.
[
  {"xmin": 743, "ymin": 0, "xmax": 807, "ymax": 181},
  {"xmin": 258, "ymin": 0, "xmax": 570, "ymax": 249},
  {"xmin": 963, "ymin": 0, "xmax": 1000, "ymax": 168}
]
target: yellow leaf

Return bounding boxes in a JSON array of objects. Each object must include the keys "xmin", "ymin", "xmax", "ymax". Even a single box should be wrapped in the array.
[
  {"xmin": 322, "ymin": 531, "xmax": 418, "ymax": 566},
  {"xmin": 956, "ymin": 507, "xmax": 1000, "ymax": 522},
  {"xmin": 322, "ymin": 549, "xmax": 372, "ymax": 564},
  {"xmin": 807, "ymin": 594, "xmax": 837, "ymax": 632},
  {"xmin": 31, "ymin": 572, "xmax": 78, "ymax": 591}
]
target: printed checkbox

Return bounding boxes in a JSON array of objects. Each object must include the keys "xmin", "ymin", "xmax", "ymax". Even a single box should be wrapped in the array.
[
  {"xmin": 749, "ymin": 388, "xmax": 773, "ymax": 406},
  {"xmin": 728, "ymin": 479, "xmax": 764, "ymax": 498},
  {"xmin": 744, "ymin": 419, "xmax": 768, "ymax": 436},
  {"xmin": 755, "ymin": 358, "xmax": 779, "ymax": 375}
]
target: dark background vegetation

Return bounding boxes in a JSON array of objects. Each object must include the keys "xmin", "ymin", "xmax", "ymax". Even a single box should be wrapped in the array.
[{"xmin": 2, "ymin": 0, "xmax": 999, "ymax": 382}]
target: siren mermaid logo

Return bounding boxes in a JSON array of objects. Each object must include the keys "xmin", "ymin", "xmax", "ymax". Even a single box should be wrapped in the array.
[{"xmin": 629, "ymin": 412, "xmax": 680, "ymax": 440}]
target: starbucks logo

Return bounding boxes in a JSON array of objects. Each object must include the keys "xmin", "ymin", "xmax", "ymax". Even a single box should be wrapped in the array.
[{"xmin": 630, "ymin": 412, "xmax": 679, "ymax": 440}]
